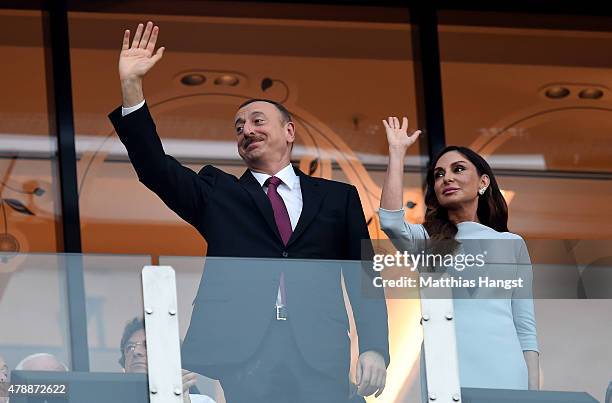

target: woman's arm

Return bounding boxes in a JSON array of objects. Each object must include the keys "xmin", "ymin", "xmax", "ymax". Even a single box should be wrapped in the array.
[
  {"xmin": 380, "ymin": 142, "xmax": 407, "ymax": 210},
  {"xmin": 378, "ymin": 118, "xmax": 429, "ymax": 245},
  {"xmin": 380, "ymin": 117, "xmax": 421, "ymax": 210},
  {"xmin": 512, "ymin": 238, "xmax": 540, "ymax": 390},
  {"xmin": 523, "ymin": 350, "xmax": 540, "ymax": 390}
]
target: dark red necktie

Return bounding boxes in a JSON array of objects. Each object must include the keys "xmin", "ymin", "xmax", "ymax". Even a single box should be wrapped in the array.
[{"xmin": 265, "ymin": 176, "xmax": 292, "ymax": 305}]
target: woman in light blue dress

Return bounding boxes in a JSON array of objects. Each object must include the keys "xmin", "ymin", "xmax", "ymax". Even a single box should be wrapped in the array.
[{"xmin": 378, "ymin": 117, "xmax": 540, "ymax": 391}]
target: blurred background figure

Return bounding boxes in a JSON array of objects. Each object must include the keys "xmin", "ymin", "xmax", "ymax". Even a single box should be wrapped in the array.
[
  {"xmin": 119, "ymin": 317, "xmax": 215, "ymax": 403},
  {"xmin": 15, "ymin": 353, "xmax": 68, "ymax": 372},
  {"xmin": 0, "ymin": 354, "xmax": 8, "ymax": 403},
  {"xmin": 119, "ymin": 318, "xmax": 148, "ymax": 374},
  {"xmin": 577, "ymin": 256, "xmax": 612, "ymax": 299}
]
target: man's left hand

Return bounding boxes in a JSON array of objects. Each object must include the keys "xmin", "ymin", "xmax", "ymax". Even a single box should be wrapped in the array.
[
  {"xmin": 182, "ymin": 369, "xmax": 198, "ymax": 403},
  {"xmin": 356, "ymin": 350, "xmax": 386, "ymax": 398}
]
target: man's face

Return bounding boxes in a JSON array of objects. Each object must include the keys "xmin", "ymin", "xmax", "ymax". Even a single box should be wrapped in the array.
[
  {"xmin": 234, "ymin": 101, "xmax": 294, "ymax": 168},
  {"xmin": 124, "ymin": 329, "xmax": 147, "ymax": 373}
]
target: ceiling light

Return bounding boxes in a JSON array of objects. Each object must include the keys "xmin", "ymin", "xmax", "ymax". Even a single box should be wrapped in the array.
[
  {"xmin": 578, "ymin": 88, "xmax": 604, "ymax": 99},
  {"xmin": 214, "ymin": 75, "xmax": 239, "ymax": 86},
  {"xmin": 544, "ymin": 86, "xmax": 570, "ymax": 99},
  {"xmin": 180, "ymin": 74, "xmax": 206, "ymax": 86}
]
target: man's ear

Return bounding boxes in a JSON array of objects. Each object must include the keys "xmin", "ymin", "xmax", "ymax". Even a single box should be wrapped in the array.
[{"xmin": 285, "ymin": 121, "xmax": 296, "ymax": 145}]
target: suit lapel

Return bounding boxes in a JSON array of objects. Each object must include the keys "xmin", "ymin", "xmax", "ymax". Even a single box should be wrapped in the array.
[
  {"xmin": 288, "ymin": 168, "xmax": 324, "ymax": 247},
  {"xmin": 239, "ymin": 169, "xmax": 283, "ymax": 244}
]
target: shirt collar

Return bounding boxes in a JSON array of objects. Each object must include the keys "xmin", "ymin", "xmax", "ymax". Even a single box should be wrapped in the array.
[{"xmin": 250, "ymin": 164, "xmax": 298, "ymax": 190}]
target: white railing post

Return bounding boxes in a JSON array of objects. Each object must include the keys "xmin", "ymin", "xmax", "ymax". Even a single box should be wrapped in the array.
[{"xmin": 142, "ymin": 265, "xmax": 184, "ymax": 403}]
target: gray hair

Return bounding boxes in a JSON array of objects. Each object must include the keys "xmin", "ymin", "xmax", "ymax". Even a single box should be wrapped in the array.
[{"xmin": 15, "ymin": 353, "xmax": 68, "ymax": 371}]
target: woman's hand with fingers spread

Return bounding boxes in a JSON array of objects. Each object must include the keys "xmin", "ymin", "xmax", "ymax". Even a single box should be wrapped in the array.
[{"xmin": 382, "ymin": 116, "xmax": 422, "ymax": 154}]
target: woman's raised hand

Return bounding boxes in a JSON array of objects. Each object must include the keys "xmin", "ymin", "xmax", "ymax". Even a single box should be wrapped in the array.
[
  {"xmin": 119, "ymin": 21, "xmax": 165, "ymax": 82},
  {"xmin": 382, "ymin": 117, "xmax": 422, "ymax": 153}
]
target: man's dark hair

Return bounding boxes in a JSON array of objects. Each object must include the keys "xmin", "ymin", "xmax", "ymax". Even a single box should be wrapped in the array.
[
  {"xmin": 118, "ymin": 317, "xmax": 145, "ymax": 368},
  {"xmin": 238, "ymin": 98, "xmax": 292, "ymax": 124}
]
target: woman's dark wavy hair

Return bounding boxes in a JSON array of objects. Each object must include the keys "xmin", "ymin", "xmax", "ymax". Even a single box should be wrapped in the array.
[{"xmin": 423, "ymin": 146, "xmax": 508, "ymax": 240}]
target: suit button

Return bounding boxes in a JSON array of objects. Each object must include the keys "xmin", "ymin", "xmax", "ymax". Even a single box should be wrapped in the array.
[{"xmin": 282, "ymin": 251, "xmax": 289, "ymax": 258}]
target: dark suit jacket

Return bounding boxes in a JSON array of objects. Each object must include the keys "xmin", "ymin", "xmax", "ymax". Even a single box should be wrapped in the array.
[{"xmin": 109, "ymin": 103, "xmax": 389, "ymax": 380}]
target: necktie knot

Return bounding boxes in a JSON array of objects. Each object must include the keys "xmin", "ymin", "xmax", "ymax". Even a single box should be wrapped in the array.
[{"xmin": 266, "ymin": 176, "xmax": 283, "ymax": 189}]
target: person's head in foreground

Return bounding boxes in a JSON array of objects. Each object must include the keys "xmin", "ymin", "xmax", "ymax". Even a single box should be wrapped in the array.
[
  {"xmin": 233, "ymin": 99, "xmax": 295, "ymax": 173},
  {"xmin": 15, "ymin": 353, "xmax": 68, "ymax": 372},
  {"xmin": 0, "ymin": 354, "xmax": 8, "ymax": 401},
  {"xmin": 118, "ymin": 317, "xmax": 205, "ymax": 403},
  {"xmin": 119, "ymin": 317, "xmax": 147, "ymax": 373},
  {"xmin": 0, "ymin": 355, "xmax": 7, "ymax": 383},
  {"xmin": 424, "ymin": 145, "xmax": 508, "ymax": 239}
]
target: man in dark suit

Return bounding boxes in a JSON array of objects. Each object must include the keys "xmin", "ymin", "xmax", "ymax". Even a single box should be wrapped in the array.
[{"xmin": 109, "ymin": 21, "xmax": 389, "ymax": 403}]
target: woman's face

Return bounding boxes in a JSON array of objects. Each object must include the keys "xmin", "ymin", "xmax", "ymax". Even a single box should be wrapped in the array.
[{"xmin": 432, "ymin": 150, "xmax": 488, "ymax": 209}]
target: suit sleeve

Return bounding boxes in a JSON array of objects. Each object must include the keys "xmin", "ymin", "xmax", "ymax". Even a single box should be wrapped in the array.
[
  {"xmin": 108, "ymin": 103, "xmax": 216, "ymax": 230},
  {"xmin": 343, "ymin": 185, "xmax": 391, "ymax": 366}
]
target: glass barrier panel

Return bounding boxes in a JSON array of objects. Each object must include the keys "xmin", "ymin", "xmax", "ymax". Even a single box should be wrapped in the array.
[{"xmin": 0, "ymin": 253, "xmax": 72, "ymax": 399}]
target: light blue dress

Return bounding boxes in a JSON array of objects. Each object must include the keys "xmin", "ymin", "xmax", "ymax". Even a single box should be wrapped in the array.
[{"xmin": 378, "ymin": 208, "xmax": 539, "ymax": 390}]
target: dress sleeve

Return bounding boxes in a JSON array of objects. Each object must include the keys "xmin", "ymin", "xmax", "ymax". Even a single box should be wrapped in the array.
[
  {"xmin": 378, "ymin": 208, "xmax": 429, "ymax": 252},
  {"xmin": 511, "ymin": 238, "xmax": 540, "ymax": 353}
]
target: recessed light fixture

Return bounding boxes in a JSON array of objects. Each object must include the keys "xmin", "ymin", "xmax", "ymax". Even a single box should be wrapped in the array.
[
  {"xmin": 214, "ymin": 74, "xmax": 239, "ymax": 86},
  {"xmin": 578, "ymin": 88, "xmax": 604, "ymax": 99},
  {"xmin": 180, "ymin": 73, "xmax": 206, "ymax": 86},
  {"xmin": 406, "ymin": 201, "xmax": 417, "ymax": 209},
  {"xmin": 544, "ymin": 86, "xmax": 570, "ymax": 99}
]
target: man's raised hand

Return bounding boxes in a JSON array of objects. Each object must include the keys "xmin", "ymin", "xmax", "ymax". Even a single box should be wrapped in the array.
[
  {"xmin": 119, "ymin": 21, "xmax": 164, "ymax": 82},
  {"xmin": 118, "ymin": 22, "xmax": 164, "ymax": 107}
]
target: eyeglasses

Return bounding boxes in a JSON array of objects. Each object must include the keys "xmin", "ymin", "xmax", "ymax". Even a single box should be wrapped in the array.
[{"xmin": 124, "ymin": 341, "xmax": 146, "ymax": 354}]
